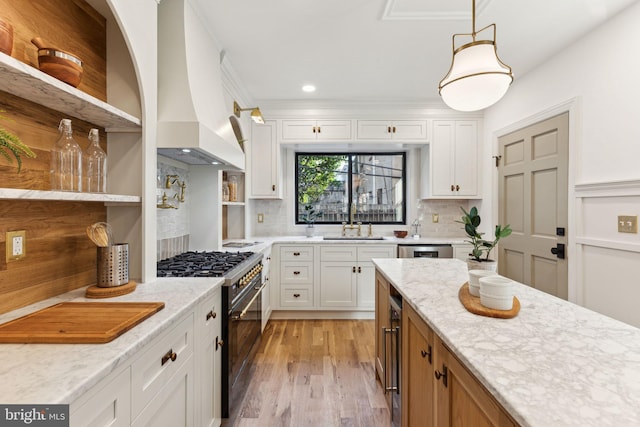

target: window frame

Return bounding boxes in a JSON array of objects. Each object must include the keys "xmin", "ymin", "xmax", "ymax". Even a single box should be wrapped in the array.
[{"xmin": 294, "ymin": 151, "xmax": 407, "ymax": 225}]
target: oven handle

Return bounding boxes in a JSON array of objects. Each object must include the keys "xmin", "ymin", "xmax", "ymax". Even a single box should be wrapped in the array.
[{"xmin": 232, "ymin": 283, "xmax": 265, "ymax": 320}]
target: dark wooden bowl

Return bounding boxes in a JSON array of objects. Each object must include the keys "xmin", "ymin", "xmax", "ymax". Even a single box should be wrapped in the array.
[{"xmin": 393, "ymin": 230, "xmax": 408, "ymax": 238}]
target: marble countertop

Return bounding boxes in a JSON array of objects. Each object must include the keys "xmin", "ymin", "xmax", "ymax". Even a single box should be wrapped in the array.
[
  {"xmin": 0, "ymin": 277, "xmax": 224, "ymax": 405},
  {"xmin": 372, "ymin": 258, "xmax": 640, "ymax": 427}
]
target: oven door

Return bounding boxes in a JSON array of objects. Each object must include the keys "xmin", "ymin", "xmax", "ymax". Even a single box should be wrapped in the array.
[{"xmin": 229, "ymin": 278, "xmax": 263, "ymax": 388}]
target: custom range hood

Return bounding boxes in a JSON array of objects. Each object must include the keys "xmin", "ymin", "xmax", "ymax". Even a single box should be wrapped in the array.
[{"xmin": 157, "ymin": 0, "xmax": 245, "ymax": 169}]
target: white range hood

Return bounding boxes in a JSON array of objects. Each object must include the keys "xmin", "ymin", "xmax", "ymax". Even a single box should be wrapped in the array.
[{"xmin": 157, "ymin": 0, "xmax": 245, "ymax": 169}]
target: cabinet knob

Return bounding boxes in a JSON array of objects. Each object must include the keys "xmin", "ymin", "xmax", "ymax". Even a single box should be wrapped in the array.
[
  {"xmin": 317, "ymin": 126, "xmax": 321, "ymax": 133},
  {"xmin": 216, "ymin": 336, "xmax": 224, "ymax": 351},
  {"xmin": 206, "ymin": 310, "xmax": 216, "ymax": 320},
  {"xmin": 451, "ymin": 184, "xmax": 455, "ymax": 191},
  {"xmin": 358, "ymin": 266, "xmax": 362, "ymax": 273},
  {"xmin": 456, "ymin": 185, "xmax": 460, "ymax": 191},
  {"xmin": 387, "ymin": 126, "xmax": 391, "ymax": 133},
  {"xmin": 434, "ymin": 365, "xmax": 448, "ymax": 387},
  {"xmin": 421, "ymin": 345, "xmax": 432, "ymax": 364},
  {"xmin": 293, "ymin": 252, "xmax": 300, "ymax": 256},
  {"xmin": 272, "ymin": 184, "xmax": 276, "ymax": 191},
  {"xmin": 293, "ymin": 271, "xmax": 300, "ymax": 275},
  {"xmin": 392, "ymin": 126, "xmax": 396, "ymax": 133},
  {"xmin": 313, "ymin": 126, "xmax": 316, "ymax": 133},
  {"xmin": 293, "ymin": 293, "xmax": 301, "ymax": 298},
  {"xmin": 352, "ymin": 266, "xmax": 356, "ymax": 273},
  {"xmin": 161, "ymin": 349, "xmax": 177, "ymax": 366}
]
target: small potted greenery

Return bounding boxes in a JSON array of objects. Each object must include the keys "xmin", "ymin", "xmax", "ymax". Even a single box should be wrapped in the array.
[
  {"xmin": 302, "ymin": 204, "xmax": 318, "ymax": 237},
  {"xmin": 0, "ymin": 111, "xmax": 36, "ymax": 172},
  {"xmin": 458, "ymin": 206, "xmax": 512, "ymax": 271}
]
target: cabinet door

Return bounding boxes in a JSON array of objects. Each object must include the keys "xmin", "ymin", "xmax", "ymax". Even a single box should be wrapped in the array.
[
  {"xmin": 375, "ymin": 272, "xmax": 390, "ymax": 384},
  {"xmin": 453, "ymin": 121, "xmax": 479, "ymax": 197},
  {"xmin": 430, "ymin": 121, "xmax": 456, "ymax": 196},
  {"xmin": 435, "ymin": 338, "xmax": 515, "ymax": 427},
  {"xmin": 320, "ymin": 262, "xmax": 357, "ymax": 307},
  {"xmin": 70, "ymin": 367, "xmax": 131, "ymax": 427},
  {"xmin": 250, "ymin": 120, "xmax": 281, "ymax": 198},
  {"xmin": 281, "ymin": 120, "xmax": 317, "ymax": 140},
  {"xmin": 132, "ymin": 355, "xmax": 195, "ymax": 427},
  {"xmin": 402, "ymin": 304, "xmax": 435, "ymax": 427},
  {"xmin": 316, "ymin": 120, "xmax": 352, "ymax": 140},
  {"xmin": 357, "ymin": 246, "xmax": 396, "ymax": 309},
  {"xmin": 197, "ymin": 290, "xmax": 222, "ymax": 427},
  {"xmin": 452, "ymin": 244, "xmax": 473, "ymax": 262},
  {"xmin": 357, "ymin": 120, "xmax": 393, "ymax": 140},
  {"xmin": 392, "ymin": 120, "xmax": 428, "ymax": 140}
]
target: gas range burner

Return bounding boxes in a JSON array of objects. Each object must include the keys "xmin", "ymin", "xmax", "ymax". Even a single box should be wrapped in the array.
[{"xmin": 157, "ymin": 251, "xmax": 256, "ymax": 278}]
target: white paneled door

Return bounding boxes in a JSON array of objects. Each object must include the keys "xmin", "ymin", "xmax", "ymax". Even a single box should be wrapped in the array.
[{"xmin": 498, "ymin": 113, "xmax": 569, "ymax": 299}]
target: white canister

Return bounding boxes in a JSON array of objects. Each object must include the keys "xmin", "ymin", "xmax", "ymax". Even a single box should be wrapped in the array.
[
  {"xmin": 468, "ymin": 269, "xmax": 497, "ymax": 297},
  {"xmin": 479, "ymin": 275, "xmax": 514, "ymax": 310}
]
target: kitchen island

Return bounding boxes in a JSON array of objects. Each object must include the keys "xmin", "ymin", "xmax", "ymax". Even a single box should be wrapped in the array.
[{"xmin": 373, "ymin": 258, "xmax": 640, "ymax": 427}]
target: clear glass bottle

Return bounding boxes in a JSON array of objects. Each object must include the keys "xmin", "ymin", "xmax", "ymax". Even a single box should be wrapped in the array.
[
  {"xmin": 50, "ymin": 119, "xmax": 82, "ymax": 192},
  {"xmin": 228, "ymin": 175, "xmax": 238, "ymax": 202},
  {"xmin": 84, "ymin": 128, "xmax": 107, "ymax": 193},
  {"xmin": 222, "ymin": 181, "xmax": 230, "ymax": 202}
]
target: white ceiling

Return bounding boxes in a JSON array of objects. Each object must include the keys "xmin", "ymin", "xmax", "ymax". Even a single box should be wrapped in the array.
[{"xmin": 192, "ymin": 0, "xmax": 638, "ymax": 105}]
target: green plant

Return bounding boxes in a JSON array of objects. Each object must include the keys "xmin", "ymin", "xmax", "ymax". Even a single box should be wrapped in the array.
[
  {"xmin": 0, "ymin": 111, "xmax": 36, "ymax": 172},
  {"xmin": 301, "ymin": 204, "xmax": 318, "ymax": 227},
  {"xmin": 458, "ymin": 206, "xmax": 512, "ymax": 261}
]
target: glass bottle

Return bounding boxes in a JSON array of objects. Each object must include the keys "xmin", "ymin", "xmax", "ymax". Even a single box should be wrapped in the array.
[
  {"xmin": 84, "ymin": 128, "xmax": 107, "ymax": 193},
  {"xmin": 50, "ymin": 119, "xmax": 82, "ymax": 192},
  {"xmin": 222, "ymin": 181, "xmax": 230, "ymax": 202},
  {"xmin": 228, "ymin": 175, "xmax": 238, "ymax": 202}
]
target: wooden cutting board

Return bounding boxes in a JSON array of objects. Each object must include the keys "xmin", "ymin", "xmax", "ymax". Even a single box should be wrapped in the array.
[{"xmin": 0, "ymin": 302, "xmax": 165, "ymax": 344}]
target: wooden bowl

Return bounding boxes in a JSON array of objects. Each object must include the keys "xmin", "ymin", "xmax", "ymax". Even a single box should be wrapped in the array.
[
  {"xmin": 393, "ymin": 230, "xmax": 408, "ymax": 238},
  {"xmin": 31, "ymin": 37, "xmax": 83, "ymax": 87}
]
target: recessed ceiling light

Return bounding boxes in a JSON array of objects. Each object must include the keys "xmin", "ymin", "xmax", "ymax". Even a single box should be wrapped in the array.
[
  {"xmin": 302, "ymin": 84, "xmax": 316, "ymax": 93},
  {"xmin": 211, "ymin": 161, "xmax": 220, "ymax": 165},
  {"xmin": 181, "ymin": 148, "xmax": 191, "ymax": 153}
]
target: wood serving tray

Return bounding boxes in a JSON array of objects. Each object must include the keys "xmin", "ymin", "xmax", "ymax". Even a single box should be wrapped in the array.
[
  {"xmin": 458, "ymin": 282, "xmax": 520, "ymax": 319},
  {"xmin": 0, "ymin": 301, "xmax": 164, "ymax": 344}
]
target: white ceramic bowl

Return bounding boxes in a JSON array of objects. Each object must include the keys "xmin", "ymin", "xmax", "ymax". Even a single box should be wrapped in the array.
[
  {"xmin": 479, "ymin": 276, "xmax": 514, "ymax": 310},
  {"xmin": 468, "ymin": 270, "xmax": 497, "ymax": 297}
]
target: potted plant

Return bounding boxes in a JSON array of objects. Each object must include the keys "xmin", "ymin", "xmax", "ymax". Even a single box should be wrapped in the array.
[
  {"xmin": 458, "ymin": 206, "xmax": 512, "ymax": 271},
  {"xmin": 0, "ymin": 111, "xmax": 36, "ymax": 172},
  {"xmin": 302, "ymin": 204, "xmax": 318, "ymax": 237}
]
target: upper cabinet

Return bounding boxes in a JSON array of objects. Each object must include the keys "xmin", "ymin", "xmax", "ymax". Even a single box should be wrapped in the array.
[
  {"xmin": 281, "ymin": 120, "xmax": 352, "ymax": 142},
  {"xmin": 421, "ymin": 120, "xmax": 481, "ymax": 199},
  {"xmin": 357, "ymin": 120, "xmax": 428, "ymax": 142},
  {"xmin": 248, "ymin": 120, "xmax": 282, "ymax": 199}
]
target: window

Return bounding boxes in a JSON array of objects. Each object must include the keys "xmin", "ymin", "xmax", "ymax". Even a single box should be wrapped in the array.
[{"xmin": 295, "ymin": 152, "xmax": 406, "ymax": 225}]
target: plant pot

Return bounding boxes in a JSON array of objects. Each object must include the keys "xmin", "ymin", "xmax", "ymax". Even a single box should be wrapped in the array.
[
  {"xmin": 479, "ymin": 276, "xmax": 514, "ymax": 310},
  {"xmin": 0, "ymin": 18, "xmax": 13, "ymax": 56},
  {"xmin": 466, "ymin": 258, "xmax": 497, "ymax": 272},
  {"xmin": 305, "ymin": 226, "xmax": 315, "ymax": 237},
  {"xmin": 468, "ymin": 269, "xmax": 497, "ymax": 297}
]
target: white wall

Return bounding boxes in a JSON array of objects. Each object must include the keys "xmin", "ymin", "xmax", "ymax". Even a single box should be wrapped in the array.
[{"xmin": 482, "ymin": 1, "xmax": 640, "ymax": 327}]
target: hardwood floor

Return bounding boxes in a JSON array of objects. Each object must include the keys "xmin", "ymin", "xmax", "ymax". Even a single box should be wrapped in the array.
[{"xmin": 226, "ymin": 319, "xmax": 390, "ymax": 427}]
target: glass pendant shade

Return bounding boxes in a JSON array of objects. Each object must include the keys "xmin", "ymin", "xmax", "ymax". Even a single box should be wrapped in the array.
[{"xmin": 439, "ymin": 41, "xmax": 513, "ymax": 111}]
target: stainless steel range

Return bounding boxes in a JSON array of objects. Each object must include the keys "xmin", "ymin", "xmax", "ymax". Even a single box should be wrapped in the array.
[{"xmin": 157, "ymin": 250, "xmax": 264, "ymax": 419}]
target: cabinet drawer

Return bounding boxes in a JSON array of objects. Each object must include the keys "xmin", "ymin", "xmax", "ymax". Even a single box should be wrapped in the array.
[
  {"xmin": 320, "ymin": 246, "xmax": 357, "ymax": 262},
  {"xmin": 280, "ymin": 287, "xmax": 313, "ymax": 307},
  {"xmin": 357, "ymin": 245, "xmax": 396, "ymax": 262},
  {"xmin": 280, "ymin": 262, "xmax": 314, "ymax": 284},
  {"xmin": 132, "ymin": 313, "xmax": 194, "ymax": 418},
  {"xmin": 280, "ymin": 245, "xmax": 314, "ymax": 261}
]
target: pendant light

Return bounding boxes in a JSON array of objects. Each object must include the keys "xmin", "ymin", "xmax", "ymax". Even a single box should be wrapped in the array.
[{"xmin": 439, "ymin": 0, "xmax": 513, "ymax": 111}]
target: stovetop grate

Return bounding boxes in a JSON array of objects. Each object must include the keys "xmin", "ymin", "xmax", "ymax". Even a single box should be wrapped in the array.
[{"xmin": 156, "ymin": 251, "xmax": 256, "ymax": 278}]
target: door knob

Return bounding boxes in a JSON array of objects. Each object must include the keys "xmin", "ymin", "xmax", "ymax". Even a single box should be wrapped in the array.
[{"xmin": 550, "ymin": 243, "xmax": 565, "ymax": 259}]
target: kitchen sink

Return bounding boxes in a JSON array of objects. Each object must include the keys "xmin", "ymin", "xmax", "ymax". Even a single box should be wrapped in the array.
[{"xmin": 322, "ymin": 236, "xmax": 386, "ymax": 241}]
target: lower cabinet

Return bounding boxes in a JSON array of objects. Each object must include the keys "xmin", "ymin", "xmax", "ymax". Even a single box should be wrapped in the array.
[
  {"xmin": 376, "ymin": 274, "xmax": 518, "ymax": 427},
  {"xmin": 70, "ymin": 289, "xmax": 223, "ymax": 427},
  {"xmin": 452, "ymin": 244, "xmax": 473, "ymax": 262}
]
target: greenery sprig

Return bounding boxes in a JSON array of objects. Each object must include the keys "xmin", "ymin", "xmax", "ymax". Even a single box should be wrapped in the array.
[{"xmin": 0, "ymin": 111, "xmax": 36, "ymax": 172}]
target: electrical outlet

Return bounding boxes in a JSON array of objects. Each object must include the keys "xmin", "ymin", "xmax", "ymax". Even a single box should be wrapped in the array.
[
  {"xmin": 618, "ymin": 215, "xmax": 638, "ymax": 233},
  {"xmin": 6, "ymin": 230, "xmax": 26, "ymax": 262},
  {"xmin": 432, "ymin": 213, "xmax": 439, "ymax": 223},
  {"xmin": 257, "ymin": 213, "xmax": 264, "ymax": 223}
]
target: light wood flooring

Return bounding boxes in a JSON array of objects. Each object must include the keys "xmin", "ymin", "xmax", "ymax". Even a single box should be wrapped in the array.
[{"xmin": 226, "ymin": 319, "xmax": 390, "ymax": 427}]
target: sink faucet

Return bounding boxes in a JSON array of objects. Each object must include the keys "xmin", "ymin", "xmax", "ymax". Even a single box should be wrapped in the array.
[
  {"xmin": 342, "ymin": 204, "xmax": 362, "ymax": 236},
  {"xmin": 411, "ymin": 219, "xmax": 421, "ymax": 238}
]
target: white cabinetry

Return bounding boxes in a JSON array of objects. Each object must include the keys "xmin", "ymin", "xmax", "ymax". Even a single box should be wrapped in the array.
[
  {"xmin": 452, "ymin": 244, "xmax": 473, "ymax": 262},
  {"xmin": 422, "ymin": 120, "xmax": 480, "ymax": 198},
  {"xmin": 261, "ymin": 246, "xmax": 273, "ymax": 332},
  {"xmin": 281, "ymin": 120, "xmax": 352, "ymax": 141},
  {"xmin": 279, "ymin": 245, "xmax": 315, "ymax": 308},
  {"xmin": 132, "ymin": 313, "xmax": 194, "ymax": 427},
  {"xmin": 196, "ymin": 288, "xmax": 222, "ymax": 427},
  {"xmin": 70, "ymin": 365, "xmax": 131, "ymax": 427},
  {"xmin": 357, "ymin": 120, "xmax": 428, "ymax": 141},
  {"xmin": 319, "ymin": 245, "xmax": 396, "ymax": 309},
  {"xmin": 249, "ymin": 120, "xmax": 282, "ymax": 199}
]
